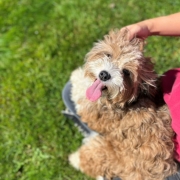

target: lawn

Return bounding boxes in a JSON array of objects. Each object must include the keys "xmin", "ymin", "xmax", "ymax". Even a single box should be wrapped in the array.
[{"xmin": 0, "ymin": 0, "xmax": 180, "ymax": 180}]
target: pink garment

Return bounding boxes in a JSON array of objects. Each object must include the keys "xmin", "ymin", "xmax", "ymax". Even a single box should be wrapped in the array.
[{"xmin": 161, "ymin": 68, "xmax": 180, "ymax": 161}]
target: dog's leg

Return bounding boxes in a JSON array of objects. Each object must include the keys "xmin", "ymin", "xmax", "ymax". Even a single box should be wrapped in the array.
[
  {"xmin": 69, "ymin": 136, "xmax": 119, "ymax": 179},
  {"xmin": 69, "ymin": 152, "xmax": 104, "ymax": 180},
  {"xmin": 69, "ymin": 132, "xmax": 99, "ymax": 172},
  {"xmin": 68, "ymin": 150, "xmax": 81, "ymax": 171}
]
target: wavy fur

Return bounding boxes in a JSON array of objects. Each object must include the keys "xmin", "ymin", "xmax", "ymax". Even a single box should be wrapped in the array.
[{"xmin": 69, "ymin": 29, "xmax": 177, "ymax": 180}]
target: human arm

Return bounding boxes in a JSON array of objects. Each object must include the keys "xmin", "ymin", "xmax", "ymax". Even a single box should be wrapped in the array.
[{"xmin": 121, "ymin": 12, "xmax": 180, "ymax": 40}]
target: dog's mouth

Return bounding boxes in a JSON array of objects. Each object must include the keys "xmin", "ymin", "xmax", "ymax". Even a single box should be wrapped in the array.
[
  {"xmin": 102, "ymin": 86, "xmax": 107, "ymax": 91},
  {"xmin": 86, "ymin": 79, "xmax": 107, "ymax": 102}
]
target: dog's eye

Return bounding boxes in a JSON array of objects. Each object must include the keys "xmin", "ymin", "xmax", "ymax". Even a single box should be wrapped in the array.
[
  {"xmin": 122, "ymin": 69, "xmax": 130, "ymax": 76},
  {"xmin": 105, "ymin": 53, "xmax": 112, "ymax": 58}
]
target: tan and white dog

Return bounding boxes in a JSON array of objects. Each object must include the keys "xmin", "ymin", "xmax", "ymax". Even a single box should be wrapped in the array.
[{"xmin": 69, "ymin": 30, "xmax": 177, "ymax": 180}]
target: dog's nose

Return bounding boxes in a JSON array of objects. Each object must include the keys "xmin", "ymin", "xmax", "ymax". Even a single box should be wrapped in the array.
[{"xmin": 99, "ymin": 70, "xmax": 111, "ymax": 81}]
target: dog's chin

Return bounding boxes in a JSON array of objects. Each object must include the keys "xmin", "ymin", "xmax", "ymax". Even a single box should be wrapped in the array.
[
  {"xmin": 101, "ymin": 87, "xmax": 108, "ymax": 97},
  {"xmin": 100, "ymin": 85, "xmax": 123, "ymax": 103},
  {"xmin": 102, "ymin": 85, "xmax": 139, "ymax": 106},
  {"xmin": 101, "ymin": 86, "xmax": 108, "ymax": 93}
]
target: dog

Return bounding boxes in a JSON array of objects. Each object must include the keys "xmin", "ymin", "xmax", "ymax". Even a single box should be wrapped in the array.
[{"xmin": 68, "ymin": 29, "xmax": 177, "ymax": 180}]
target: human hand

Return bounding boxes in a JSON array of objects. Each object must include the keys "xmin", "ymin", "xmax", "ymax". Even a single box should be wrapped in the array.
[{"xmin": 121, "ymin": 22, "xmax": 151, "ymax": 40}]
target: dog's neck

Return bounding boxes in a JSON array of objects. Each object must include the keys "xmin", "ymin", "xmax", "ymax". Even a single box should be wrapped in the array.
[{"xmin": 110, "ymin": 91, "xmax": 156, "ymax": 112}]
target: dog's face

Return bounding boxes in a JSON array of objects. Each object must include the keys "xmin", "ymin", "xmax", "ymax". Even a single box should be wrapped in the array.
[{"xmin": 84, "ymin": 30, "xmax": 157, "ymax": 106}]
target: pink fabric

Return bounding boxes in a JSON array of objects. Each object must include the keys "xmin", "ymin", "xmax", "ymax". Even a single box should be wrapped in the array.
[{"xmin": 161, "ymin": 68, "xmax": 180, "ymax": 161}]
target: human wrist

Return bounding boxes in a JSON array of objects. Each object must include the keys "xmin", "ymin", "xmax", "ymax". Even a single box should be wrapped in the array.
[
  {"xmin": 135, "ymin": 20, "xmax": 152, "ymax": 37},
  {"xmin": 143, "ymin": 16, "xmax": 167, "ymax": 36},
  {"xmin": 140, "ymin": 19, "xmax": 153, "ymax": 36}
]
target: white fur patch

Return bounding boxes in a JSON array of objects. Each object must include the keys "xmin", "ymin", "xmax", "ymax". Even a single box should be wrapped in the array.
[
  {"xmin": 88, "ymin": 57, "xmax": 123, "ymax": 86},
  {"xmin": 70, "ymin": 67, "xmax": 92, "ymax": 111},
  {"xmin": 96, "ymin": 176, "xmax": 104, "ymax": 180},
  {"xmin": 69, "ymin": 151, "xmax": 81, "ymax": 170},
  {"xmin": 87, "ymin": 57, "xmax": 124, "ymax": 98}
]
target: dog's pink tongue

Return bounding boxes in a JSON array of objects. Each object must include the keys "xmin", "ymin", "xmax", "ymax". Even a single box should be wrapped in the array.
[{"xmin": 86, "ymin": 79, "xmax": 104, "ymax": 101}]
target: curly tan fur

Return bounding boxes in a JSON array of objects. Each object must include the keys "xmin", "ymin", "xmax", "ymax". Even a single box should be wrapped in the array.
[{"xmin": 69, "ymin": 30, "xmax": 177, "ymax": 180}]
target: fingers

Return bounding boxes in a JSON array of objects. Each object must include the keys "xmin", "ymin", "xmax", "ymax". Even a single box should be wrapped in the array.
[
  {"xmin": 120, "ymin": 24, "xmax": 141, "ymax": 40},
  {"xmin": 120, "ymin": 26, "xmax": 136, "ymax": 40},
  {"xmin": 120, "ymin": 23, "xmax": 149, "ymax": 41}
]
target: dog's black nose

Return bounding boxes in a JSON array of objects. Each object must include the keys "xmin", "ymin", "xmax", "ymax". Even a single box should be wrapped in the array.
[{"xmin": 99, "ymin": 70, "xmax": 111, "ymax": 81}]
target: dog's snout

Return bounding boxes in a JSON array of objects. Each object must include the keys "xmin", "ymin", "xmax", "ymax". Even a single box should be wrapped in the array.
[{"xmin": 99, "ymin": 70, "xmax": 111, "ymax": 81}]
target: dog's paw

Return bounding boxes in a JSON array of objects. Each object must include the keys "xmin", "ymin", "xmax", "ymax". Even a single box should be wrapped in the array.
[
  {"xmin": 96, "ymin": 176, "xmax": 104, "ymax": 180},
  {"xmin": 69, "ymin": 151, "xmax": 80, "ymax": 170}
]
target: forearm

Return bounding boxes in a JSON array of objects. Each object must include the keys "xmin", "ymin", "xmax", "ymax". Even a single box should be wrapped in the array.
[{"xmin": 139, "ymin": 12, "xmax": 180, "ymax": 36}]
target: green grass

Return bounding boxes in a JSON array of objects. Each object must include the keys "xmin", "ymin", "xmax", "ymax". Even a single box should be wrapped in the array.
[{"xmin": 0, "ymin": 0, "xmax": 180, "ymax": 180}]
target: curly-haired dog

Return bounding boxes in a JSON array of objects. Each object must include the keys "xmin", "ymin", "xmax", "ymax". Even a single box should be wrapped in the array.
[{"xmin": 69, "ymin": 30, "xmax": 177, "ymax": 180}]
